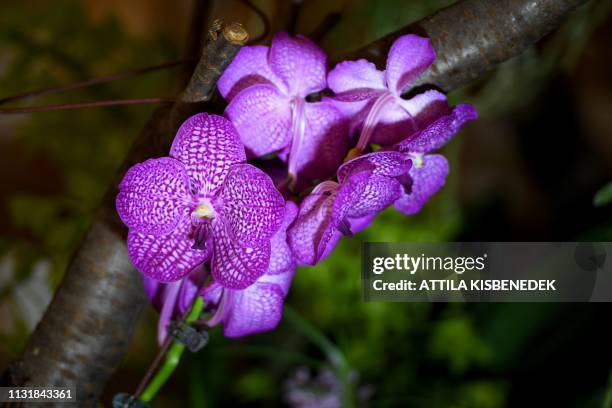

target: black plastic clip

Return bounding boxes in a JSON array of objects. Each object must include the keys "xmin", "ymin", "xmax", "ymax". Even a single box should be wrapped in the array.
[
  {"xmin": 168, "ymin": 320, "xmax": 209, "ymax": 352},
  {"xmin": 112, "ymin": 393, "xmax": 149, "ymax": 408}
]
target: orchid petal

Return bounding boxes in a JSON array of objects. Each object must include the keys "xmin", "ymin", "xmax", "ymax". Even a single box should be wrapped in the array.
[
  {"xmin": 116, "ymin": 157, "xmax": 191, "ymax": 236},
  {"xmin": 386, "ymin": 34, "xmax": 435, "ymax": 95},
  {"xmin": 211, "ymin": 220, "xmax": 271, "ymax": 290},
  {"xmin": 394, "ymin": 154, "xmax": 449, "ymax": 215},
  {"xmin": 291, "ymin": 102, "xmax": 348, "ymax": 184},
  {"xmin": 225, "ymin": 84, "xmax": 292, "ymax": 158},
  {"xmin": 222, "ymin": 281, "xmax": 286, "ymax": 338},
  {"xmin": 217, "ymin": 45, "xmax": 285, "ymax": 101},
  {"xmin": 269, "ymin": 33, "xmax": 327, "ymax": 97},
  {"xmin": 170, "ymin": 113, "xmax": 246, "ymax": 194},
  {"xmin": 218, "ymin": 164, "xmax": 285, "ymax": 246},
  {"xmin": 397, "ymin": 103, "xmax": 477, "ymax": 153},
  {"xmin": 348, "ymin": 175, "xmax": 403, "ymax": 218},
  {"xmin": 338, "ymin": 151, "xmax": 411, "ymax": 183},
  {"xmin": 128, "ymin": 217, "xmax": 210, "ymax": 282},
  {"xmin": 287, "ymin": 191, "xmax": 336, "ymax": 266},
  {"xmin": 268, "ymin": 201, "xmax": 298, "ymax": 276},
  {"xmin": 328, "ymin": 59, "xmax": 385, "ymax": 93}
]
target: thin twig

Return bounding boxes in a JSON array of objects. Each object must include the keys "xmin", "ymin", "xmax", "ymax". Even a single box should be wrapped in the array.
[
  {"xmin": 0, "ymin": 61, "xmax": 187, "ymax": 106},
  {"xmin": 0, "ymin": 98, "xmax": 174, "ymax": 114}
]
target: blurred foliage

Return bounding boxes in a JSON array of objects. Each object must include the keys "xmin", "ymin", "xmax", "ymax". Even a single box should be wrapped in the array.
[{"xmin": 0, "ymin": 0, "xmax": 611, "ymax": 407}]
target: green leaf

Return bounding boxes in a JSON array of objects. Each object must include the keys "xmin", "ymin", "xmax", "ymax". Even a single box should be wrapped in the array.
[{"xmin": 594, "ymin": 181, "xmax": 612, "ymax": 207}]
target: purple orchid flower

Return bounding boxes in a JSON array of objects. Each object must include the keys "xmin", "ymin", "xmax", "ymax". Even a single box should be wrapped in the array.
[
  {"xmin": 218, "ymin": 32, "xmax": 348, "ymax": 188},
  {"xmin": 392, "ymin": 103, "xmax": 478, "ymax": 214},
  {"xmin": 143, "ymin": 265, "xmax": 207, "ymax": 345},
  {"xmin": 327, "ymin": 34, "xmax": 457, "ymax": 151},
  {"xmin": 116, "ymin": 113, "xmax": 285, "ymax": 290},
  {"xmin": 201, "ymin": 201, "xmax": 298, "ymax": 337},
  {"xmin": 288, "ymin": 152, "xmax": 411, "ymax": 265}
]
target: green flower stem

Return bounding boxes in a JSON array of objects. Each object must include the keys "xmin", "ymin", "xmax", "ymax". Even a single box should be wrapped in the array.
[
  {"xmin": 603, "ymin": 368, "xmax": 612, "ymax": 408},
  {"xmin": 139, "ymin": 296, "xmax": 205, "ymax": 403},
  {"xmin": 283, "ymin": 306, "xmax": 354, "ymax": 408}
]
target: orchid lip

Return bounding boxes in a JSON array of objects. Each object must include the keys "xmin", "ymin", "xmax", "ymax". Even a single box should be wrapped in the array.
[
  {"xmin": 396, "ymin": 173, "xmax": 413, "ymax": 195},
  {"xmin": 192, "ymin": 221, "xmax": 212, "ymax": 251}
]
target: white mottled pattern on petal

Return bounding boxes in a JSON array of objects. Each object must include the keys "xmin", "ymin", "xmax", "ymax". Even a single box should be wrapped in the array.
[
  {"xmin": 211, "ymin": 220, "xmax": 271, "ymax": 290},
  {"xmin": 287, "ymin": 192, "xmax": 336, "ymax": 266},
  {"xmin": 293, "ymin": 102, "xmax": 348, "ymax": 183},
  {"xmin": 386, "ymin": 34, "xmax": 435, "ymax": 95},
  {"xmin": 269, "ymin": 33, "xmax": 327, "ymax": 97},
  {"xmin": 218, "ymin": 164, "xmax": 285, "ymax": 246},
  {"xmin": 117, "ymin": 157, "xmax": 192, "ymax": 236},
  {"xmin": 170, "ymin": 113, "xmax": 246, "ymax": 195},
  {"xmin": 338, "ymin": 151, "xmax": 410, "ymax": 183},
  {"xmin": 217, "ymin": 45, "xmax": 286, "ymax": 101},
  {"xmin": 349, "ymin": 175, "xmax": 402, "ymax": 218},
  {"xmin": 394, "ymin": 154, "xmax": 449, "ymax": 215},
  {"xmin": 128, "ymin": 217, "xmax": 210, "ymax": 283},
  {"xmin": 267, "ymin": 201, "xmax": 298, "ymax": 276},
  {"xmin": 398, "ymin": 103, "xmax": 478, "ymax": 153},
  {"xmin": 328, "ymin": 59, "xmax": 385, "ymax": 93},
  {"xmin": 225, "ymin": 84, "xmax": 292, "ymax": 158}
]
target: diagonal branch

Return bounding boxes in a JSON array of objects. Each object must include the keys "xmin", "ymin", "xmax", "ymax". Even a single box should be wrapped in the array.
[
  {"xmin": 343, "ymin": 0, "xmax": 589, "ymax": 93},
  {"xmin": 1, "ymin": 19, "xmax": 248, "ymax": 405}
]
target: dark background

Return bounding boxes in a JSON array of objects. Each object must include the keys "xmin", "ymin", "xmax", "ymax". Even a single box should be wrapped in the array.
[{"xmin": 0, "ymin": 0, "xmax": 611, "ymax": 406}]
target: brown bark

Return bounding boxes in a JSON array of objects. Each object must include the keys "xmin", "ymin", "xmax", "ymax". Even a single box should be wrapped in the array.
[{"xmin": 344, "ymin": 0, "xmax": 589, "ymax": 92}]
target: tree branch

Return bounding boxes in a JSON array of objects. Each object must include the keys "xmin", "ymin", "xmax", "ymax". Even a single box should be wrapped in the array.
[
  {"xmin": 343, "ymin": 0, "xmax": 589, "ymax": 92},
  {"xmin": 1, "ymin": 19, "xmax": 247, "ymax": 406}
]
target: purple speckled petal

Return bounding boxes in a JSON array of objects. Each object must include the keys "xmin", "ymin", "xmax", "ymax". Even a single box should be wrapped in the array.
[
  {"xmin": 128, "ymin": 217, "xmax": 210, "ymax": 282},
  {"xmin": 176, "ymin": 265, "xmax": 208, "ymax": 314},
  {"xmin": 225, "ymin": 84, "xmax": 292, "ymax": 158},
  {"xmin": 269, "ymin": 32, "xmax": 327, "ymax": 97},
  {"xmin": 287, "ymin": 190, "xmax": 336, "ymax": 266},
  {"xmin": 348, "ymin": 175, "xmax": 402, "ymax": 218},
  {"xmin": 211, "ymin": 220, "xmax": 271, "ymax": 290},
  {"xmin": 116, "ymin": 157, "xmax": 191, "ymax": 236},
  {"xmin": 221, "ymin": 280, "xmax": 286, "ymax": 338},
  {"xmin": 338, "ymin": 151, "xmax": 411, "ymax": 182},
  {"xmin": 170, "ymin": 113, "xmax": 246, "ymax": 194},
  {"xmin": 348, "ymin": 213, "xmax": 376, "ymax": 234},
  {"xmin": 397, "ymin": 103, "xmax": 477, "ymax": 153},
  {"xmin": 157, "ymin": 281, "xmax": 180, "ymax": 344},
  {"xmin": 217, "ymin": 45, "xmax": 285, "ymax": 101},
  {"xmin": 268, "ymin": 201, "xmax": 298, "ymax": 275},
  {"xmin": 394, "ymin": 154, "xmax": 449, "ymax": 215},
  {"xmin": 218, "ymin": 164, "xmax": 285, "ymax": 246},
  {"xmin": 386, "ymin": 34, "xmax": 435, "ymax": 95},
  {"xmin": 291, "ymin": 101, "xmax": 348, "ymax": 184},
  {"xmin": 328, "ymin": 59, "xmax": 385, "ymax": 93}
]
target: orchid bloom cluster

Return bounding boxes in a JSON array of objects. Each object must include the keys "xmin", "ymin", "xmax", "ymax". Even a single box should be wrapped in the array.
[{"xmin": 116, "ymin": 33, "xmax": 476, "ymax": 340}]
